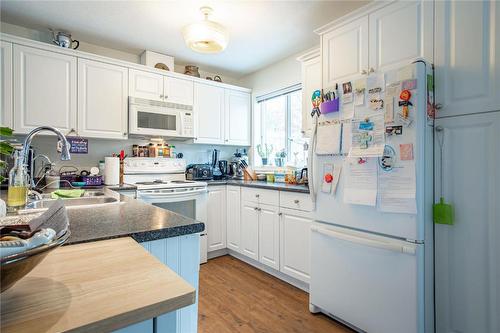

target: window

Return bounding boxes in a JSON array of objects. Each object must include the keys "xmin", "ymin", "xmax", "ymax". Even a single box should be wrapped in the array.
[{"xmin": 255, "ymin": 85, "xmax": 307, "ymax": 168}]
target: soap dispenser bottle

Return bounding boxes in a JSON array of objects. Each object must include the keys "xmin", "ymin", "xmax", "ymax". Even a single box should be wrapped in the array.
[{"xmin": 7, "ymin": 149, "xmax": 29, "ymax": 210}]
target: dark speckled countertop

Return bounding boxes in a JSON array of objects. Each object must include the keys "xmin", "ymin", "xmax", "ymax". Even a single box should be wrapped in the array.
[
  {"xmin": 65, "ymin": 188, "xmax": 204, "ymax": 244},
  {"xmin": 206, "ymin": 179, "xmax": 310, "ymax": 193},
  {"xmin": 1, "ymin": 187, "xmax": 204, "ymax": 245}
]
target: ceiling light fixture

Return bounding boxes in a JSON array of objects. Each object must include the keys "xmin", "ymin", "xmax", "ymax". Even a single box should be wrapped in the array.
[{"xmin": 182, "ymin": 6, "xmax": 228, "ymax": 54}]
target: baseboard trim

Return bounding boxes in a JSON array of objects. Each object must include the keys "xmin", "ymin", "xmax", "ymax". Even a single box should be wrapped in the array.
[
  {"xmin": 225, "ymin": 249, "xmax": 309, "ymax": 292},
  {"xmin": 207, "ymin": 248, "xmax": 229, "ymax": 259}
]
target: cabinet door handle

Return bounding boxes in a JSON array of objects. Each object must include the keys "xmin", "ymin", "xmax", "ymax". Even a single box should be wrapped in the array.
[
  {"xmin": 294, "ymin": 199, "xmax": 300, "ymax": 204},
  {"xmin": 255, "ymin": 194, "xmax": 260, "ymax": 198},
  {"xmin": 278, "ymin": 212, "xmax": 282, "ymax": 216},
  {"xmin": 369, "ymin": 67, "xmax": 375, "ymax": 73},
  {"xmin": 360, "ymin": 69, "xmax": 368, "ymax": 75},
  {"xmin": 435, "ymin": 103, "xmax": 443, "ymax": 110},
  {"xmin": 254, "ymin": 207, "xmax": 258, "ymax": 211},
  {"xmin": 123, "ymin": 132, "xmax": 127, "ymax": 136},
  {"xmin": 258, "ymin": 208, "xmax": 262, "ymax": 212},
  {"xmin": 164, "ymin": 95, "xmax": 168, "ymax": 99},
  {"xmin": 160, "ymin": 94, "xmax": 163, "ymax": 99}
]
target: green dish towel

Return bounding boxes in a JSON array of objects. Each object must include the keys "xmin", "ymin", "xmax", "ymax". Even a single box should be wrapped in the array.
[{"xmin": 51, "ymin": 189, "xmax": 85, "ymax": 199}]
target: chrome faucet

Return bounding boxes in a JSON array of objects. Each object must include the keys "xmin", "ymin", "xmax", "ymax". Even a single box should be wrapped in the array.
[
  {"xmin": 30, "ymin": 154, "xmax": 54, "ymax": 188},
  {"xmin": 21, "ymin": 126, "xmax": 71, "ymax": 188}
]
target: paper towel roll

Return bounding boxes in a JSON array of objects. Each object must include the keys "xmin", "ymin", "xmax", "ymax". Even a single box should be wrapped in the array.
[{"xmin": 104, "ymin": 157, "xmax": 120, "ymax": 185}]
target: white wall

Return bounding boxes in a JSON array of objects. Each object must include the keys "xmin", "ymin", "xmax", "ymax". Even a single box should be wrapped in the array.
[
  {"xmin": 16, "ymin": 135, "xmax": 243, "ymax": 174},
  {"xmin": 239, "ymin": 52, "xmax": 303, "ymax": 98},
  {"xmin": 238, "ymin": 47, "xmax": 318, "ymax": 165}
]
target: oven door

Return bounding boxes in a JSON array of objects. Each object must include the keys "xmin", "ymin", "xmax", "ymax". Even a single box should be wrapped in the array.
[
  {"xmin": 129, "ymin": 104, "xmax": 181, "ymax": 137},
  {"xmin": 137, "ymin": 187, "xmax": 208, "ymax": 263}
]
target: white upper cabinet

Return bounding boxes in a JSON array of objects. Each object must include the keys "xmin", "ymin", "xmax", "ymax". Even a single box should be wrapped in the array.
[
  {"xmin": 369, "ymin": 0, "xmax": 433, "ymax": 72},
  {"xmin": 435, "ymin": 0, "xmax": 500, "ymax": 118},
  {"xmin": 226, "ymin": 186, "xmax": 241, "ymax": 253},
  {"xmin": 194, "ymin": 82, "xmax": 225, "ymax": 144},
  {"xmin": 207, "ymin": 185, "xmax": 226, "ymax": 252},
  {"xmin": 0, "ymin": 41, "xmax": 12, "ymax": 128},
  {"xmin": 319, "ymin": 0, "xmax": 433, "ymax": 87},
  {"xmin": 129, "ymin": 69, "xmax": 163, "ymax": 101},
  {"xmin": 129, "ymin": 69, "xmax": 193, "ymax": 106},
  {"xmin": 13, "ymin": 44, "xmax": 77, "ymax": 134},
  {"xmin": 78, "ymin": 59, "xmax": 128, "ymax": 139},
  {"xmin": 297, "ymin": 49, "xmax": 321, "ymax": 138},
  {"xmin": 224, "ymin": 89, "xmax": 251, "ymax": 146},
  {"xmin": 322, "ymin": 16, "xmax": 369, "ymax": 88},
  {"xmin": 164, "ymin": 76, "xmax": 193, "ymax": 106}
]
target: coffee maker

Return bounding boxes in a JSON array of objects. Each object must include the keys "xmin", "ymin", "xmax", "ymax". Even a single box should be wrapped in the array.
[{"xmin": 210, "ymin": 149, "xmax": 230, "ymax": 180}]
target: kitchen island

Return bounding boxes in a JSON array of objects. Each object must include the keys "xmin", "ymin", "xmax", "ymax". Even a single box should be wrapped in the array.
[
  {"xmin": 0, "ymin": 238, "xmax": 195, "ymax": 333},
  {"xmin": 1, "ymin": 188, "xmax": 205, "ymax": 333}
]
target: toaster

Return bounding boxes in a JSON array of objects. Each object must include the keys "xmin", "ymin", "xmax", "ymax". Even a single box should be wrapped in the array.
[{"xmin": 185, "ymin": 164, "xmax": 213, "ymax": 180}]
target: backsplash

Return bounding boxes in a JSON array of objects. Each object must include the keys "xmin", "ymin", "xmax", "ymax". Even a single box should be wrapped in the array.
[{"xmin": 16, "ymin": 135, "xmax": 247, "ymax": 174}]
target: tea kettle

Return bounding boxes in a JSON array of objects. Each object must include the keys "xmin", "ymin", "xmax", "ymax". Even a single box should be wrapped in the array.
[{"xmin": 50, "ymin": 30, "xmax": 79, "ymax": 49}]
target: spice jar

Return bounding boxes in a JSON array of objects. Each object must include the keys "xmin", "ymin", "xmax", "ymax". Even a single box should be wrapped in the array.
[
  {"xmin": 148, "ymin": 143, "xmax": 156, "ymax": 157},
  {"xmin": 132, "ymin": 144, "xmax": 139, "ymax": 157}
]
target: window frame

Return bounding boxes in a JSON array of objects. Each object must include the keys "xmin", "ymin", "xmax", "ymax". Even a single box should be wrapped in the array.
[{"xmin": 255, "ymin": 84, "xmax": 303, "ymax": 167}]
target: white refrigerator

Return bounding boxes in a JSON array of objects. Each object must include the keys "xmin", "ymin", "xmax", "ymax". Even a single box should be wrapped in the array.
[{"xmin": 308, "ymin": 61, "xmax": 434, "ymax": 333}]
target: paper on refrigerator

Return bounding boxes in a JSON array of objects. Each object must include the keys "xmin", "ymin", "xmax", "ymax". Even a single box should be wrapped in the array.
[
  {"xmin": 377, "ymin": 163, "xmax": 417, "ymax": 214},
  {"xmin": 343, "ymin": 157, "xmax": 378, "ymax": 206},
  {"xmin": 349, "ymin": 113, "xmax": 385, "ymax": 157}
]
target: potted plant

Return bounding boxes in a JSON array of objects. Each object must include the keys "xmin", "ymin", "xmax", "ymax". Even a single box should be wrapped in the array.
[
  {"xmin": 0, "ymin": 127, "xmax": 15, "ymax": 217},
  {"xmin": 274, "ymin": 150, "xmax": 287, "ymax": 167},
  {"xmin": 257, "ymin": 144, "xmax": 273, "ymax": 166}
]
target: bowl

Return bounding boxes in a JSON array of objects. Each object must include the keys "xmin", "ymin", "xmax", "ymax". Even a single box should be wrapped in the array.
[{"xmin": 1, "ymin": 231, "xmax": 70, "ymax": 293}]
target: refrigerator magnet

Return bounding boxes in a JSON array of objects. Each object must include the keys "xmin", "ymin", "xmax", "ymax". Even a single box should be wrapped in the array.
[
  {"xmin": 399, "ymin": 143, "xmax": 414, "ymax": 161},
  {"xmin": 379, "ymin": 145, "xmax": 396, "ymax": 172}
]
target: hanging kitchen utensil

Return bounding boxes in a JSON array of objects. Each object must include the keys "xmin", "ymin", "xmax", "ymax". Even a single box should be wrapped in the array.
[{"xmin": 433, "ymin": 126, "xmax": 454, "ymax": 225}]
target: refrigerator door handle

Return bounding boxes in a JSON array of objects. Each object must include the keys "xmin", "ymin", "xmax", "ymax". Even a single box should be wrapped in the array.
[
  {"xmin": 308, "ymin": 114, "xmax": 319, "ymax": 207},
  {"xmin": 311, "ymin": 225, "xmax": 416, "ymax": 255}
]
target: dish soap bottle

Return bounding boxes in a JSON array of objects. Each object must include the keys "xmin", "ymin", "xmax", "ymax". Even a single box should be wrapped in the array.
[{"xmin": 7, "ymin": 150, "xmax": 29, "ymax": 210}]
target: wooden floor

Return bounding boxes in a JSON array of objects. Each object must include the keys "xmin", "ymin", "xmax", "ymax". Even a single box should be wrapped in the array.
[{"xmin": 198, "ymin": 255, "xmax": 353, "ymax": 333}]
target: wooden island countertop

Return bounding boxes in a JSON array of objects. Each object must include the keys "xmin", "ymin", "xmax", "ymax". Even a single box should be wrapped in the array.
[{"xmin": 0, "ymin": 237, "xmax": 196, "ymax": 333}]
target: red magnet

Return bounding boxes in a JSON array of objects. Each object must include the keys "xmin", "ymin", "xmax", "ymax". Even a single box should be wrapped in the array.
[
  {"xmin": 400, "ymin": 89, "xmax": 411, "ymax": 101},
  {"xmin": 399, "ymin": 89, "xmax": 412, "ymax": 119},
  {"xmin": 324, "ymin": 173, "xmax": 333, "ymax": 183}
]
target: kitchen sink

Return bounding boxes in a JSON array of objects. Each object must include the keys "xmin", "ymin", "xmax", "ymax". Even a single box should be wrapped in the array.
[
  {"xmin": 39, "ymin": 191, "xmax": 106, "ymax": 200},
  {"xmin": 18, "ymin": 192, "xmax": 119, "ymax": 214}
]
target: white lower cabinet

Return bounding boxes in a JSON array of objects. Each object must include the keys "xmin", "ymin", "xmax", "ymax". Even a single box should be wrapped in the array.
[
  {"xmin": 206, "ymin": 186, "xmax": 226, "ymax": 252},
  {"xmin": 280, "ymin": 208, "xmax": 311, "ymax": 283},
  {"xmin": 258, "ymin": 203, "xmax": 280, "ymax": 270},
  {"xmin": 240, "ymin": 201, "xmax": 259, "ymax": 260},
  {"xmin": 228, "ymin": 188, "xmax": 311, "ymax": 285},
  {"xmin": 226, "ymin": 186, "xmax": 241, "ymax": 252}
]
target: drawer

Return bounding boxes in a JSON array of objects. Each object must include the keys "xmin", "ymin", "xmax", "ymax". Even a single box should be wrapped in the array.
[
  {"xmin": 279, "ymin": 191, "xmax": 313, "ymax": 212},
  {"xmin": 241, "ymin": 187, "xmax": 279, "ymax": 206}
]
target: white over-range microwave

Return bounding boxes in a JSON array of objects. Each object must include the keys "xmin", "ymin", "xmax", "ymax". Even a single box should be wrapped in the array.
[{"xmin": 129, "ymin": 97, "xmax": 194, "ymax": 138}]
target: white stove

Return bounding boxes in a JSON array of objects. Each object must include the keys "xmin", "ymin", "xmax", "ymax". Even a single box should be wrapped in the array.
[
  {"xmin": 123, "ymin": 157, "xmax": 207, "ymax": 190},
  {"xmin": 124, "ymin": 157, "xmax": 208, "ymax": 263}
]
